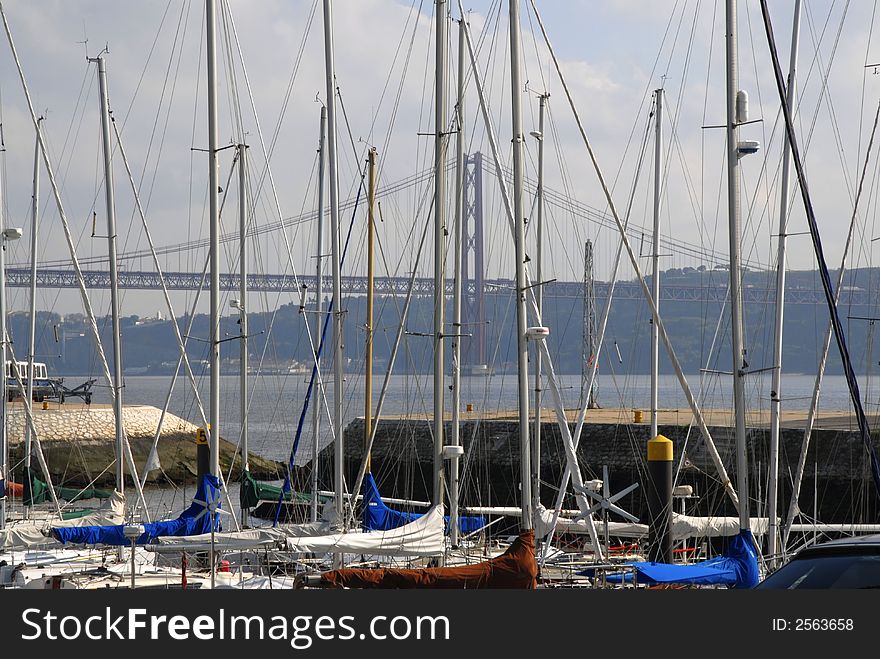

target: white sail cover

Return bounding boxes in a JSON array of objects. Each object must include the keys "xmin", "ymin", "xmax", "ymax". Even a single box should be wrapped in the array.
[
  {"xmin": 153, "ymin": 527, "xmax": 287, "ymax": 552},
  {"xmin": 152, "ymin": 518, "xmax": 338, "ymax": 552},
  {"xmin": 0, "ymin": 491, "xmax": 125, "ymax": 550},
  {"xmin": 534, "ymin": 504, "xmax": 646, "ymax": 539},
  {"xmin": 672, "ymin": 514, "xmax": 769, "ymax": 539},
  {"xmin": 283, "ymin": 505, "xmax": 445, "ymax": 557},
  {"xmin": 534, "ymin": 505, "xmax": 770, "ymax": 540}
]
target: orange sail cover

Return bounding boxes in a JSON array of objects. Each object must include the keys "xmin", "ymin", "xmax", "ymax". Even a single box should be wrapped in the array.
[{"xmin": 319, "ymin": 530, "xmax": 537, "ymax": 589}]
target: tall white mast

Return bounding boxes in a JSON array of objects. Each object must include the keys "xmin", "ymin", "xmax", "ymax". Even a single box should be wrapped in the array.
[
  {"xmin": 322, "ymin": 0, "xmax": 345, "ymax": 528},
  {"xmin": 93, "ymin": 53, "xmax": 125, "ymax": 495},
  {"xmin": 206, "ymin": 0, "xmax": 221, "ymax": 479},
  {"xmin": 433, "ymin": 0, "xmax": 449, "ymax": 509},
  {"xmin": 532, "ymin": 91, "xmax": 548, "ymax": 517},
  {"xmin": 449, "ymin": 16, "xmax": 466, "ymax": 547},
  {"xmin": 0, "ymin": 142, "xmax": 7, "ymax": 529},
  {"xmin": 509, "ymin": 0, "xmax": 532, "ymax": 531},
  {"xmin": 364, "ymin": 147, "xmax": 376, "ymax": 478},
  {"xmin": 725, "ymin": 0, "xmax": 749, "ymax": 532},
  {"xmin": 650, "ymin": 89, "xmax": 663, "ymax": 440},
  {"xmin": 311, "ymin": 106, "xmax": 327, "ymax": 523},
  {"xmin": 24, "ymin": 117, "xmax": 42, "ymax": 511},
  {"xmin": 767, "ymin": 0, "xmax": 801, "ymax": 564},
  {"xmin": 238, "ymin": 142, "xmax": 249, "ymax": 526}
]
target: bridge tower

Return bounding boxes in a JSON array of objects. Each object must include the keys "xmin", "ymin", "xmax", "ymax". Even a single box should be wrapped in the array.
[{"xmin": 462, "ymin": 152, "xmax": 487, "ymax": 374}]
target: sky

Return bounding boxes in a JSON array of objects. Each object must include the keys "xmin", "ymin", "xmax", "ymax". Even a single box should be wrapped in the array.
[{"xmin": 0, "ymin": 0, "xmax": 879, "ymax": 319}]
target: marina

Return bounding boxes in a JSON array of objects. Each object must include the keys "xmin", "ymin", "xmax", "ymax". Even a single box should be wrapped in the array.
[{"xmin": 0, "ymin": 0, "xmax": 878, "ymax": 597}]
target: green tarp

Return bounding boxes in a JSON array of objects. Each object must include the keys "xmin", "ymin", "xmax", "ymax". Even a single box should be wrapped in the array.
[
  {"xmin": 239, "ymin": 470, "xmax": 318, "ymax": 509},
  {"xmin": 23, "ymin": 468, "xmax": 114, "ymax": 506}
]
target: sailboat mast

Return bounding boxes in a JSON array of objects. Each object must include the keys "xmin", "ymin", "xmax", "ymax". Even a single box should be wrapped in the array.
[
  {"xmin": 322, "ymin": 0, "xmax": 345, "ymax": 528},
  {"xmin": 25, "ymin": 117, "xmax": 41, "ymax": 505},
  {"xmin": 311, "ymin": 106, "xmax": 327, "ymax": 523},
  {"xmin": 238, "ymin": 142, "xmax": 249, "ymax": 525},
  {"xmin": 509, "ymin": 0, "xmax": 532, "ymax": 531},
  {"xmin": 433, "ymin": 0, "xmax": 449, "ymax": 509},
  {"xmin": 650, "ymin": 88, "xmax": 662, "ymax": 440},
  {"xmin": 768, "ymin": 0, "xmax": 800, "ymax": 564},
  {"xmin": 94, "ymin": 53, "xmax": 125, "ymax": 495},
  {"xmin": 450, "ymin": 16, "xmax": 466, "ymax": 547},
  {"xmin": 0, "ymin": 144, "xmax": 7, "ymax": 529},
  {"xmin": 532, "ymin": 91, "xmax": 548, "ymax": 517},
  {"xmin": 365, "ymin": 147, "xmax": 376, "ymax": 475},
  {"xmin": 206, "ymin": 0, "xmax": 221, "ymax": 479},
  {"xmin": 725, "ymin": 0, "xmax": 749, "ymax": 532}
]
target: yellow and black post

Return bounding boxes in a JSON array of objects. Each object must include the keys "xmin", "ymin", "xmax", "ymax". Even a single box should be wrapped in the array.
[
  {"xmin": 196, "ymin": 427, "xmax": 210, "ymax": 479},
  {"xmin": 646, "ymin": 434, "xmax": 673, "ymax": 563}
]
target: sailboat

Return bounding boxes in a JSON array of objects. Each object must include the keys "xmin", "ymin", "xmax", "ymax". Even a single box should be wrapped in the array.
[{"xmin": 301, "ymin": 0, "xmax": 540, "ymax": 589}]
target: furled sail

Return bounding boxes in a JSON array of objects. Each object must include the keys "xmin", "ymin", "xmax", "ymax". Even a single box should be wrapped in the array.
[
  {"xmin": 283, "ymin": 505, "xmax": 445, "ymax": 557},
  {"xmin": 362, "ymin": 473, "xmax": 486, "ymax": 534},
  {"xmin": 534, "ymin": 504, "xmax": 770, "ymax": 540},
  {"xmin": 0, "ymin": 491, "xmax": 125, "ymax": 550},
  {"xmin": 318, "ymin": 529, "xmax": 538, "ymax": 589},
  {"xmin": 51, "ymin": 474, "xmax": 221, "ymax": 546}
]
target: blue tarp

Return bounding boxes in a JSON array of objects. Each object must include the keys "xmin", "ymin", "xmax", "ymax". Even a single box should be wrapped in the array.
[
  {"xmin": 52, "ymin": 474, "xmax": 222, "ymax": 546},
  {"xmin": 362, "ymin": 473, "xmax": 486, "ymax": 534},
  {"xmin": 579, "ymin": 529, "xmax": 760, "ymax": 588}
]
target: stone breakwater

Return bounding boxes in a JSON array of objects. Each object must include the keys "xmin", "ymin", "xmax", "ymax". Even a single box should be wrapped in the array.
[
  {"xmin": 6, "ymin": 403, "xmax": 283, "ymax": 486},
  {"xmin": 340, "ymin": 415, "xmax": 880, "ymax": 524}
]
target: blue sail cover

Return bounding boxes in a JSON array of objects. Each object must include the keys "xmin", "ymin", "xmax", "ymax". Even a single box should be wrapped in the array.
[
  {"xmin": 579, "ymin": 529, "xmax": 760, "ymax": 588},
  {"xmin": 52, "ymin": 474, "xmax": 222, "ymax": 546},
  {"xmin": 362, "ymin": 473, "xmax": 486, "ymax": 534}
]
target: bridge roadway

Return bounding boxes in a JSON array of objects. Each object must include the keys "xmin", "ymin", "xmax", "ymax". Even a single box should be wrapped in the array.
[{"xmin": 2, "ymin": 268, "xmax": 868, "ymax": 305}]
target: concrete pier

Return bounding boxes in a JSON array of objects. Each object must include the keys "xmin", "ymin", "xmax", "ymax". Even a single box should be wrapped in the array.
[
  {"xmin": 5, "ymin": 402, "xmax": 282, "ymax": 486},
  {"xmin": 338, "ymin": 407, "xmax": 880, "ymax": 525}
]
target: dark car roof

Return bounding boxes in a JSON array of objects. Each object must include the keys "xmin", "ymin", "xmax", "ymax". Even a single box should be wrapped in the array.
[{"xmin": 795, "ymin": 533, "xmax": 880, "ymax": 557}]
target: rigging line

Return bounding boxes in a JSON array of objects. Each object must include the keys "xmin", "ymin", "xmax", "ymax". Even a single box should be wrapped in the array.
[
  {"xmin": 663, "ymin": 4, "xmax": 704, "ymax": 228},
  {"xmin": 258, "ymin": 0, "xmax": 318, "ymax": 186},
  {"xmin": 112, "ymin": 119, "xmax": 209, "ymax": 433},
  {"xmin": 117, "ymin": 2, "xmax": 191, "ymax": 300},
  {"xmin": 541, "ymin": 102, "xmax": 655, "ymax": 561},
  {"xmin": 223, "ymin": 5, "xmax": 324, "ymax": 392},
  {"xmin": 487, "ymin": 157, "xmax": 771, "ymax": 271},
  {"xmin": 858, "ymin": 0, "xmax": 878, "ymax": 170},
  {"xmin": 273, "ymin": 134, "xmax": 366, "ymax": 526},
  {"xmin": 232, "ymin": 150, "xmax": 320, "ymax": 484},
  {"xmin": 527, "ymin": 0, "xmax": 739, "ymax": 512},
  {"xmin": 661, "ymin": 0, "xmax": 687, "ymax": 80},
  {"xmin": 367, "ymin": 0, "xmax": 423, "ymax": 163},
  {"xmin": 0, "ymin": 3, "xmax": 151, "ymax": 520},
  {"xmin": 185, "ymin": 0, "xmax": 206, "ymax": 308},
  {"xmin": 219, "ymin": 1, "xmax": 245, "ymax": 144},
  {"xmin": 347, "ymin": 193, "xmax": 435, "ymax": 525},
  {"xmin": 760, "ymin": 0, "xmax": 880, "ymax": 502},
  {"xmin": 125, "ymin": 0, "xmax": 190, "ymax": 218},
  {"xmin": 117, "ymin": 0, "xmax": 175, "ymax": 128},
  {"xmin": 138, "ymin": 255, "xmax": 208, "ymax": 491},
  {"xmin": 803, "ymin": 0, "xmax": 856, "ymax": 201},
  {"xmin": 272, "ymin": 166, "xmax": 368, "ymax": 525},
  {"xmin": 243, "ymin": 149, "xmax": 318, "ymax": 424},
  {"xmin": 14, "ymin": 165, "xmax": 437, "ymax": 268}
]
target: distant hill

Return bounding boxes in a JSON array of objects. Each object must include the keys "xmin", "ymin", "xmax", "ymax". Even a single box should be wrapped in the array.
[{"xmin": 9, "ymin": 265, "xmax": 879, "ymax": 378}]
